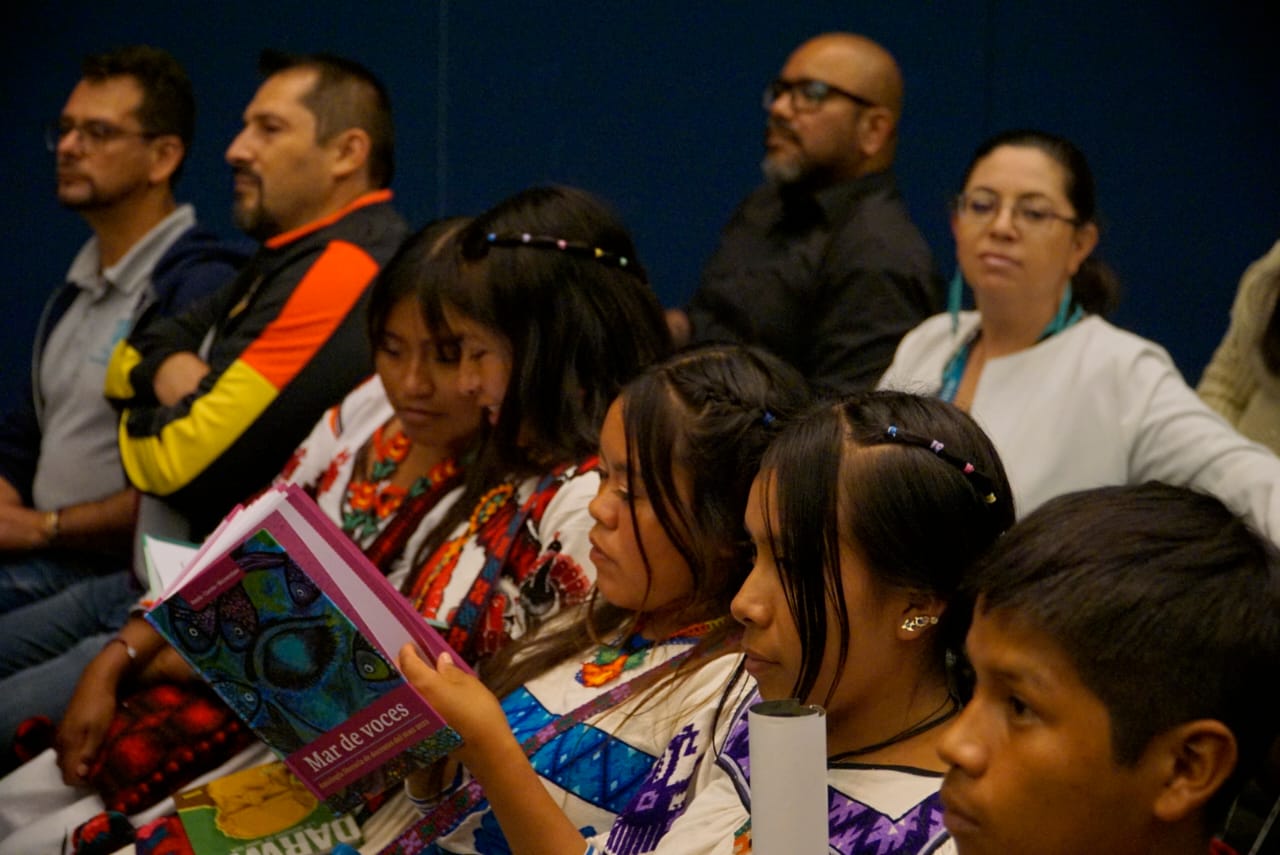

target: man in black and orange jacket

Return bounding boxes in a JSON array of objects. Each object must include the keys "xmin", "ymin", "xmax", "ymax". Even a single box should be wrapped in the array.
[
  {"xmin": 107, "ymin": 50, "xmax": 407, "ymax": 539},
  {"xmin": 0, "ymin": 51, "xmax": 408, "ymax": 772}
]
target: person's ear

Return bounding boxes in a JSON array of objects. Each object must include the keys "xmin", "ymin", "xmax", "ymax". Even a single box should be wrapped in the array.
[
  {"xmin": 328, "ymin": 127, "xmax": 371, "ymax": 181},
  {"xmin": 147, "ymin": 135, "xmax": 184, "ymax": 186},
  {"xmin": 1148, "ymin": 720, "xmax": 1237, "ymax": 824},
  {"xmin": 856, "ymin": 108, "xmax": 896, "ymax": 160},
  {"xmin": 896, "ymin": 592, "xmax": 946, "ymax": 642},
  {"xmin": 1065, "ymin": 221, "xmax": 1099, "ymax": 277}
]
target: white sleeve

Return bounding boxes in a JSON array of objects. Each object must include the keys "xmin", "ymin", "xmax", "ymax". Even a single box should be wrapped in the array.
[
  {"xmin": 537, "ymin": 466, "xmax": 601, "ymax": 586},
  {"xmin": 1122, "ymin": 340, "xmax": 1280, "ymax": 543}
]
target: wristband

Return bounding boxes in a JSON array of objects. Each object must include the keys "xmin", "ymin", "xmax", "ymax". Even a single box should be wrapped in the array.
[
  {"xmin": 104, "ymin": 636, "xmax": 138, "ymax": 661},
  {"xmin": 43, "ymin": 509, "xmax": 60, "ymax": 543}
]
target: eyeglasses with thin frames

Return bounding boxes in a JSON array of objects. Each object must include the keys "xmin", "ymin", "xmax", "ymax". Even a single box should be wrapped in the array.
[
  {"xmin": 763, "ymin": 78, "xmax": 877, "ymax": 113},
  {"xmin": 45, "ymin": 119, "xmax": 159, "ymax": 152},
  {"xmin": 953, "ymin": 190, "xmax": 1081, "ymax": 232}
]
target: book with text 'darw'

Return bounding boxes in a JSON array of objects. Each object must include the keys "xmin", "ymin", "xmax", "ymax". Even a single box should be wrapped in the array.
[{"xmin": 145, "ymin": 483, "xmax": 467, "ymax": 812}]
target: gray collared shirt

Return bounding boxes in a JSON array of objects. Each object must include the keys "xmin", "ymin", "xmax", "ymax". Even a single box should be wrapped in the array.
[{"xmin": 33, "ymin": 204, "xmax": 197, "ymax": 510}]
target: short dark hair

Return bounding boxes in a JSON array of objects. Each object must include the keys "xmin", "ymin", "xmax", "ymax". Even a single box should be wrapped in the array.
[
  {"xmin": 760, "ymin": 391, "xmax": 1015, "ymax": 705},
  {"xmin": 961, "ymin": 129, "xmax": 1121, "ymax": 315},
  {"xmin": 81, "ymin": 45, "xmax": 194, "ymax": 184},
  {"xmin": 967, "ymin": 482, "xmax": 1280, "ymax": 824},
  {"xmin": 259, "ymin": 49, "xmax": 395, "ymax": 187}
]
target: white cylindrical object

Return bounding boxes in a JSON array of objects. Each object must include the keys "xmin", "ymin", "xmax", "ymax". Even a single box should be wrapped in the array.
[{"xmin": 748, "ymin": 698, "xmax": 828, "ymax": 855}]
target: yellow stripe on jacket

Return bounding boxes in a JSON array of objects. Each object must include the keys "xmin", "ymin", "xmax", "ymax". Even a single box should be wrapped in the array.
[
  {"xmin": 117, "ymin": 240, "xmax": 377, "ymax": 496},
  {"xmin": 118, "ymin": 358, "xmax": 276, "ymax": 495}
]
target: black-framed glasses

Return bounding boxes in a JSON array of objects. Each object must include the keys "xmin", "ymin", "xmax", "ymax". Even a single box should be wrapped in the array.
[
  {"xmin": 953, "ymin": 190, "xmax": 1081, "ymax": 231},
  {"xmin": 763, "ymin": 78, "xmax": 877, "ymax": 113},
  {"xmin": 45, "ymin": 119, "xmax": 159, "ymax": 152}
]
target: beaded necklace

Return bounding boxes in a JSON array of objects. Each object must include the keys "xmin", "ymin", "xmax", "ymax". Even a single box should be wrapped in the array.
[
  {"xmin": 340, "ymin": 422, "xmax": 440, "ymax": 543},
  {"xmin": 577, "ymin": 617, "xmax": 727, "ymax": 687}
]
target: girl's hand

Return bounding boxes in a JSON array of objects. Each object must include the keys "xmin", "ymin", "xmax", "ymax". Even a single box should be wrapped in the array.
[
  {"xmin": 398, "ymin": 644, "xmax": 518, "ymax": 766},
  {"xmin": 399, "ymin": 645, "xmax": 585, "ymax": 855}
]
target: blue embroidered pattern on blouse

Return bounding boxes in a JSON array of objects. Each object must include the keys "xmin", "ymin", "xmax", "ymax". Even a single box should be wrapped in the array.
[{"xmin": 502, "ymin": 686, "xmax": 656, "ymax": 812}]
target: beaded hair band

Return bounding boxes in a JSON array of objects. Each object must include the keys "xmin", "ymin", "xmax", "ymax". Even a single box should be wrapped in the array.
[
  {"xmin": 884, "ymin": 424, "xmax": 998, "ymax": 505},
  {"xmin": 701, "ymin": 391, "xmax": 779, "ymax": 430},
  {"xmin": 483, "ymin": 232, "xmax": 632, "ymax": 270}
]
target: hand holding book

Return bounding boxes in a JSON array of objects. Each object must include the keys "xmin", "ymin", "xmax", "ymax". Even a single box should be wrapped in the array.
[
  {"xmin": 145, "ymin": 485, "xmax": 470, "ymax": 812},
  {"xmin": 398, "ymin": 646, "xmax": 516, "ymax": 772}
]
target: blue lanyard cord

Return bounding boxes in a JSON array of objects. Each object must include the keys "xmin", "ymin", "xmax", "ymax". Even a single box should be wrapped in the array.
[{"xmin": 939, "ymin": 284, "xmax": 1082, "ymax": 404}]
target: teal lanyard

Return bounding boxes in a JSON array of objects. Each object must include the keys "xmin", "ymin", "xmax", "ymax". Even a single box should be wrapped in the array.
[{"xmin": 939, "ymin": 286, "xmax": 1084, "ymax": 404}]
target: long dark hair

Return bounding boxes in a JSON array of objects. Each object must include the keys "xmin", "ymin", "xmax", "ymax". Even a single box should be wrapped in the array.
[
  {"xmin": 962, "ymin": 129, "xmax": 1121, "ymax": 316},
  {"xmin": 366, "ymin": 216, "xmax": 471, "ymax": 349},
  {"xmin": 760, "ymin": 391, "xmax": 1015, "ymax": 706},
  {"xmin": 484, "ymin": 344, "xmax": 809, "ymax": 699},
  {"xmin": 405, "ymin": 185, "xmax": 672, "ymax": 595}
]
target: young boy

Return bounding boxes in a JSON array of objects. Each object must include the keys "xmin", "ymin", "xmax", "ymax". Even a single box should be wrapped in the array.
[{"xmin": 926, "ymin": 482, "xmax": 1280, "ymax": 855}]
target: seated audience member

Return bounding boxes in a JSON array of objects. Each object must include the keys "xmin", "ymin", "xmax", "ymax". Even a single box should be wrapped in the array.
[
  {"xmin": 1198, "ymin": 239, "xmax": 1280, "ymax": 455},
  {"xmin": 0, "ymin": 218, "xmax": 481, "ymax": 853},
  {"xmin": 878, "ymin": 129, "xmax": 1280, "ymax": 539},
  {"xmin": 0, "ymin": 48, "xmax": 409, "ymax": 769},
  {"xmin": 672, "ymin": 32, "xmax": 941, "ymax": 395},
  {"xmin": 0, "ymin": 184, "xmax": 673, "ymax": 852},
  {"xmin": 398, "ymin": 184, "xmax": 673, "ymax": 663},
  {"xmin": 644, "ymin": 391, "xmax": 1015, "ymax": 854},
  {"xmin": 929, "ymin": 482, "xmax": 1280, "ymax": 855},
  {"xmin": 382, "ymin": 345, "xmax": 808, "ymax": 853},
  {"xmin": 0, "ymin": 45, "xmax": 242, "ymax": 619}
]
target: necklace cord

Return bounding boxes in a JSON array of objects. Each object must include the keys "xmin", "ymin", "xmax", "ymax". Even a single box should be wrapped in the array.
[{"xmin": 826, "ymin": 693, "xmax": 960, "ymax": 765}]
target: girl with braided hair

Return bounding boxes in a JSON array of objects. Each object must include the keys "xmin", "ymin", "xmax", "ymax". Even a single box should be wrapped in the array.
[
  {"xmin": 375, "ymin": 344, "xmax": 809, "ymax": 854},
  {"xmin": 647, "ymin": 391, "xmax": 1015, "ymax": 855}
]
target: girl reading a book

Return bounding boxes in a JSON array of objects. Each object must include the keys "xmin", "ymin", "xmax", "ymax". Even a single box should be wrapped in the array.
[
  {"xmin": 642, "ymin": 392, "xmax": 1016, "ymax": 854},
  {"xmin": 372, "ymin": 344, "xmax": 808, "ymax": 854},
  {"xmin": 0, "ymin": 218, "xmax": 488, "ymax": 852},
  {"xmin": 0, "ymin": 186, "xmax": 674, "ymax": 852}
]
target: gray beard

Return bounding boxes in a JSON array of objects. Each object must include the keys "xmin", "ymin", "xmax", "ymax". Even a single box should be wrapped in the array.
[{"xmin": 761, "ymin": 153, "xmax": 807, "ymax": 186}]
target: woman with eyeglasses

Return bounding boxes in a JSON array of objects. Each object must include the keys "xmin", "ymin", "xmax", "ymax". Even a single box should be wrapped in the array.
[{"xmin": 879, "ymin": 129, "xmax": 1280, "ymax": 539}]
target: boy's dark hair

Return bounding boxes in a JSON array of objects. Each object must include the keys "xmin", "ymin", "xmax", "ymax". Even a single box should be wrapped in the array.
[
  {"xmin": 761, "ymin": 391, "xmax": 1016, "ymax": 706},
  {"xmin": 82, "ymin": 45, "xmax": 194, "ymax": 184},
  {"xmin": 967, "ymin": 482, "xmax": 1280, "ymax": 824},
  {"xmin": 259, "ymin": 49, "xmax": 395, "ymax": 187}
]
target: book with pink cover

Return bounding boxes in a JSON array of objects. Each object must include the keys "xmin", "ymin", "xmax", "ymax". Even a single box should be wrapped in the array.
[{"xmin": 146, "ymin": 484, "xmax": 468, "ymax": 812}]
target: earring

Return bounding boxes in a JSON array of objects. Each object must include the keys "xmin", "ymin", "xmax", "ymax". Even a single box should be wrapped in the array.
[{"xmin": 901, "ymin": 615, "xmax": 938, "ymax": 632}]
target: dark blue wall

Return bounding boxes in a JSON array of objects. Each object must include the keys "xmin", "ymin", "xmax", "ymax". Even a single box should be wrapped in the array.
[{"xmin": 4, "ymin": 1, "xmax": 1277, "ymax": 413}]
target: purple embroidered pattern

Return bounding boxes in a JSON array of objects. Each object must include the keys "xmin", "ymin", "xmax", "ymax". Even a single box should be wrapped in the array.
[
  {"xmin": 719, "ymin": 696, "xmax": 946, "ymax": 855},
  {"xmin": 604, "ymin": 722, "xmax": 707, "ymax": 854}
]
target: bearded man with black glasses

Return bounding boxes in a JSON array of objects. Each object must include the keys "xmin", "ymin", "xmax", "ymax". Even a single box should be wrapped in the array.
[{"xmin": 671, "ymin": 32, "xmax": 941, "ymax": 396}]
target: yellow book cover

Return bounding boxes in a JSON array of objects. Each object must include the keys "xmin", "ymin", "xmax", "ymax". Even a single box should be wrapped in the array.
[{"xmin": 174, "ymin": 761, "xmax": 362, "ymax": 855}]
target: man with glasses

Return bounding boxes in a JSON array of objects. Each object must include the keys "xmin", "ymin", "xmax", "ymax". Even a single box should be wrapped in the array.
[
  {"xmin": 672, "ymin": 32, "xmax": 941, "ymax": 395},
  {"xmin": 0, "ymin": 50, "xmax": 407, "ymax": 786},
  {"xmin": 0, "ymin": 46, "xmax": 243, "ymax": 624}
]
